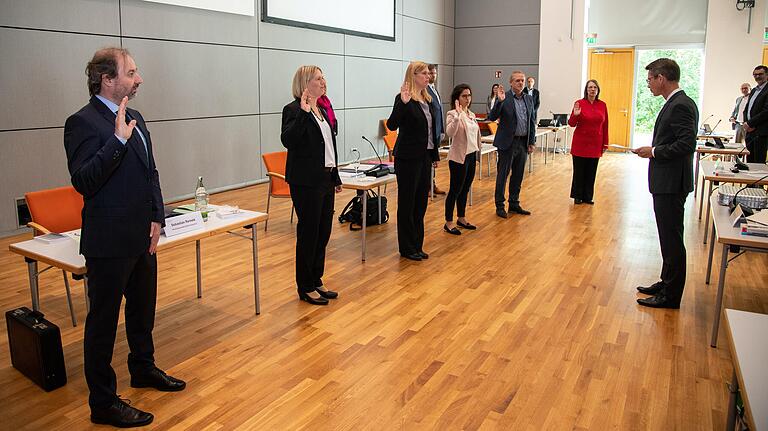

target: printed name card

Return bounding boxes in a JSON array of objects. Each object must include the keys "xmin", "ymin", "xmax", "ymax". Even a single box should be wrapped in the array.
[{"xmin": 164, "ymin": 212, "xmax": 205, "ymax": 237}]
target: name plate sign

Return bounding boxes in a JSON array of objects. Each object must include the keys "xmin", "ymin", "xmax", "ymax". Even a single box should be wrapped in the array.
[{"xmin": 164, "ymin": 212, "xmax": 205, "ymax": 237}]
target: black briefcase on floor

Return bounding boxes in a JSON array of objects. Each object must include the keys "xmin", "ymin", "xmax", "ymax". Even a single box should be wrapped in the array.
[{"xmin": 5, "ymin": 307, "xmax": 67, "ymax": 391}]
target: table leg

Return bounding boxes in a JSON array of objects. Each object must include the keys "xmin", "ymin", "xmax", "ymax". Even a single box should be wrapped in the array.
[
  {"xmin": 62, "ymin": 271, "xmax": 76, "ymax": 326},
  {"xmin": 704, "ymin": 181, "xmax": 713, "ymax": 244},
  {"xmin": 251, "ymin": 225, "xmax": 260, "ymax": 315},
  {"xmin": 710, "ymin": 244, "xmax": 729, "ymax": 347},
  {"xmin": 725, "ymin": 371, "xmax": 739, "ymax": 431},
  {"xmin": 694, "ymin": 152, "xmax": 700, "ymax": 198},
  {"xmin": 377, "ymin": 186, "xmax": 382, "ymax": 224},
  {"xmin": 83, "ymin": 275, "xmax": 90, "ymax": 312},
  {"xmin": 487, "ymin": 151, "xmax": 492, "ymax": 176},
  {"xmin": 705, "ymin": 223, "xmax": 716, "ymax": 284},
  {"xmin": 26, "ymin": 259, "xmax": 40, "ymax": 311},
  {"xmin": 699, "ymin": 179, "xmax": 707, "ymax": 220},
  {"xmin": 430, "ymin": 165, "xmax": 434, "ymax": 200},
  {"xmin": 362, "ymin": 193, "xmax": 368, "ymax": 262},
  {"xmin": 544, "ymin": 133, "xmax": 549, "ymax": 164},
  {"xmin": 196, "ymin": 239, "xmax": 202, "ymax": 298}
]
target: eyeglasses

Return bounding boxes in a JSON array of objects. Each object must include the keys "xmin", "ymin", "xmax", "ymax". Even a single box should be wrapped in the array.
[{"xmin": 753, "ymin": 72, "xmax": 765, "ymax": 77}]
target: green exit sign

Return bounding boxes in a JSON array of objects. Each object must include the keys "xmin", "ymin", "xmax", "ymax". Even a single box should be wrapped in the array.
[{"xmin": 585, "ymin": 33, "xmax": 598, "ymax": 45}]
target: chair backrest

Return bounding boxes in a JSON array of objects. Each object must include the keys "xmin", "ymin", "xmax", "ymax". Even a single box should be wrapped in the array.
[
  {"xmin": 487, "ymin": 121, "xmax": 499, "ymax": 135},
  {"xmin": 381, "ymin": 119, "xmax": 397, "ymax": 161},
  {"xmin": 25, "ymin": 186, "xmax": 83, "ymax": 234},
  {"xmin": 262, "ymin": 151, "xmax": 290, "ymax": 197}
]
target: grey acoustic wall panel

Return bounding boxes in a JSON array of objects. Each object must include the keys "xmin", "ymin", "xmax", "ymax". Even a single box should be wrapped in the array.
[
  {"xmin": 404, "ymin": 0, "xmax": 447, "ymax": 25},
  {"xmin": 444, "ymin": 0, "xmax": 455, "ymax": 27},
  {"xmin": 121, "ymin": 0, "xmax": 259, "ymax": 47},
  {"xmin": 456, "ymin": 0, "xmax": 540, "ymax": 27},
  {"xmin": 258, "ymin": 20, "xmax": 344, "ymax": 55},
  {"xmin": 454, "ymin": 25, "xmax": 540, "ymax": 66},
  {"xmin": 0, "ymin": 29, "xmax": 121, "ymax": 131},
  {"xmin": 344, "ymin": 57, "xmax": 403, "ymax": 109},
  {"xmin": 259, "ymin": 113, "xmax": 285, "ymax": 166},
  {"xmin": 258, "ymin": 49, "xmax": 345, "ymax": 114},
  {"xmin": 0, "ymin": 0, "xmax": 119, "ymax": 35},
  {"xmin": 402, "ymin": 16, "xmax": 446, "ymax": 64},
  {"xmin": 455, "ymin": 65, "xmax": 539, "ymax": 114},
  {"xmin": 0, "ymin": 129, "xmax": 71, "ymax": 232},
  {"xmin": 344, "ymin": 16, "xmax": 404, "ymax": 61},
  {"xmin": 125, "ymin": 39, "xmax": 259, "ymax": 121},
  {"xmin": 443, "ymin": 26, "xmax": 455, "ymax": 65},
  {"xmin": 343, "ymin": 108, "xmax": 388, "ymax": 163},
  {"xmin": 149, "ymin": 115, "xmax": 262, "ymax": 200}
]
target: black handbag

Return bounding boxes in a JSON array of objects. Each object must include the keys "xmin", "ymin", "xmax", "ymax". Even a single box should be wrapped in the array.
[
  {"xmin": 338, "ymin": 190, "xmax": 389, "ymax": 230},
  {"xmin": 6, "ymin": 307, "xmax": 67, "ymax": 391}
]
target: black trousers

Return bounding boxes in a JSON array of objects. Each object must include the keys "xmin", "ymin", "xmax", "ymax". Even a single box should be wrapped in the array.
[
  {"xmin": 395, "ymin": 155, "xmax": 431, "ymax": 255},
  {"xmin": 289, "ymin": 174, "xmax": 335, "ymax": 293},
  {"xmin": 84, "ymin": 253, "xmax": 157, "ymax": 408},
  {"xmin": 445, "ymin": 152, "xmax": 476, "ymax": 221},
  {"xmin": 570, "ymin": 155, "xmax": 600, "ymax": 201},
  {"xmin": 745, "ymin": 133, "xmax": 768, "ymax": 163},
  {"xmin": 494, "ymin": 140, "xmax": 528, "ymax": 209},
  {"xmin": 653, "ymin": 193, "xmax": 688, "ymax": 302}
]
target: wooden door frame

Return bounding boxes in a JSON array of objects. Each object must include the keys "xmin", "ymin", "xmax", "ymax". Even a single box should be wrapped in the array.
[{"xmin": 587, "ymin": 47, "xmax": 636, "ymax": 149}]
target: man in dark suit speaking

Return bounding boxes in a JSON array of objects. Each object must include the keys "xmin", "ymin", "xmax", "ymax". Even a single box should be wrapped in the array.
[
  {"xmin": 742, "ymin": 65, "xmax": 768, "ymax": 163},
  {"xmin": 65, "ymin": 47, "xmax": 185, "ymax": 428},
  {"xmin": 632, "ymin": 58, "xmax": 698, "ymax": 309},
  {"xmin": 488, "ymin": 71, "xmax": 537, "ymax": 218}
]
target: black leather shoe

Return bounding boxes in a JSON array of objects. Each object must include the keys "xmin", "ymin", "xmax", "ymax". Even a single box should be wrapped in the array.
[
  {"xmin": 91, "ymin": 398, "xmax": 154, "ymax": 428},
  {"xmin": 298, "ymin": 290, "xmax": 329, "ymax": 305},
  {"xmin": 131, "ymin": 367, "xmax": 186, "ymax": 392},
  {"xmin": 574, "ymin": 199, "xmax": 582, "ymax": 204},
  {"xmin": 583, "ymin": 200, "xmax": 594, "ymax": 205},
  {"xmin": 637, "ymin": 294, "xmax": 680, "ymax": 309},
  {"xmin": 509, "ymin": 205, "xmax": 531, "ymax": 215},
  {"xmin": 637, "ymin": 282, "xmax": 665, "ymax": 295},
  {"xmin": 444, "ymin": 224, "xmax": 461, "ymax": 235},
  {"xmin": 496, "ymin": 208, "xmax": 508, "ymax": 218},
  {"xmin": 401, "ymin": 252, "xmax": 422, "ymax": 261},
  {"xmin": 456, "ymin": 220, "xmax": 477, "ymax": 230},
  {"xmin": 417, "ymin": 251, "xmax": 429, "ymax": 259},
  {"xmin": 315, "ymin": 285, "xmax": 338, "ymax": 299}
]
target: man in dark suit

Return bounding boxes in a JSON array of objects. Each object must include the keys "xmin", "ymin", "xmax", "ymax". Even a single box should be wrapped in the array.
[
  {"xmin": 523, "ymin": 76, "xmax": 540, "ymax": 116},
  {"xmin": 488, "ymin": 71, "xmax": 537, "ymax": 217},
  {"xmin": 427, "ymin": 64, "xmax": 446, "ymax": 195},
  {"xmin": 632, "ymin": 58, "xmax": 698, "ymax": 309},
  {"xmin": 64, "ymin": 47, "xmax": 185, "ymax": 428},
  {"xmin": 742, "ymin": 65, "xmax": 768, "ymax": 163}
]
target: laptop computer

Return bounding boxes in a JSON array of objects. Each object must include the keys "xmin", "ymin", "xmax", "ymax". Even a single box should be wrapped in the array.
[
  {"xmin": 538, "ymin": 119, "xmax": 553, "ymax": 127},
  {"xmin": 702, "ymin": 123, "xmax": 712, "ymax": 134}
]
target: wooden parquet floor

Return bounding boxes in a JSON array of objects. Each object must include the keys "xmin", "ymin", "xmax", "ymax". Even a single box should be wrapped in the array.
[{"xmin": 0, "ymin": 152, "xmax": 766, "ymax": 430}]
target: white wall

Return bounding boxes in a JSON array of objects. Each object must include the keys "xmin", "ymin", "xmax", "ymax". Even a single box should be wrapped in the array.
[
  {"xmin": 701, "ymin": 1, "xmax": 765, "ymax": 128},
  {"xmin": 538, "ymin": 0, "xmax": 587, "ymax": 126}
]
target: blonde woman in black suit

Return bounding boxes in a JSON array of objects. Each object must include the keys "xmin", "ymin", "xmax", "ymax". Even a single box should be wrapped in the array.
[
  {"xmin": 281, "ymin": 65, "xmax": 343, "ymax": 305},
  {"xmin": 386, "ymin": 61, "xmax": 440, "ymax": 261}
]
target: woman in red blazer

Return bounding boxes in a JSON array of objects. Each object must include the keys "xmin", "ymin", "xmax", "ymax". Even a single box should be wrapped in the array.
[{"xmin": 568, "ymin": 79, "xmax": 608, "ymax": 204}]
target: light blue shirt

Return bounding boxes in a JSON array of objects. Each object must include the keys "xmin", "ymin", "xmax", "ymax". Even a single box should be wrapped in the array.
[{"xmin": 95, "ymin": 95, "xmax": 148, "ymax": 156}]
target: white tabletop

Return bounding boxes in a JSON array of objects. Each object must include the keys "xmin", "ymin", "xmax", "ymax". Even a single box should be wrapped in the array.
[
  {"xmin": 696, "ymin": 143, "xmax": 749, "ymax": 155},
  {"xmin": 340, "ymin": 173, "xmax": 396, "ymax": 190},
  {"xmin": 700, "ymin": 160, "xmax": 768, "ymax": 183},
  {"xmin": 724, "ymin": 309, "xmax": 768, "ymax": 431}
]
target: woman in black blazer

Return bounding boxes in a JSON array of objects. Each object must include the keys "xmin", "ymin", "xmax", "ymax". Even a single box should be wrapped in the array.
[
  {"xmin": 386, "ymin": 61, "xmax": 440, "ymax": 261},
  {"xmin": 281, "ymin": 65, "xmax": 342, "ymax": 305}
]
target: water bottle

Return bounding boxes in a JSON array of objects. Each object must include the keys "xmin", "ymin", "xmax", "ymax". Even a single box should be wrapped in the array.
[{"xmin": 194, "ymin": 176, "xmax": 209, "ymax": 220}]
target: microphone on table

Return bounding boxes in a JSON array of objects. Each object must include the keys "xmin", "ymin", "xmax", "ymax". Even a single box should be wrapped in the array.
[
  {"xmin": 361, "ymin": 136, "xmax": 390, "ymax": 177},
  {"xmin": 710, "ymin": 119, "xmax": 722, "ymax": 135},
  {"xmin": 701, "ymin": 114, "xmax": 714, "ymax": 132},
  {"xmin": 733, "ymin": 144, "xmax": 749, "ymax": 171}
]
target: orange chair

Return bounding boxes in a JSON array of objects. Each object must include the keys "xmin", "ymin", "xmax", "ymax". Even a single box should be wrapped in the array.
[
  {"xmin": 381, "ymin": 119, "xmax": 397, "ymax": 162},
  {"xmin": 487, "ymin": 121, "xmax": 499, "ymax": 135},
  {"xmin": 24, "ymin": 185, "xmax": 85, "ymax": 326},
  {"xmin": 262, "ymin": 151, "xmax": 294, "ymax": 231}
]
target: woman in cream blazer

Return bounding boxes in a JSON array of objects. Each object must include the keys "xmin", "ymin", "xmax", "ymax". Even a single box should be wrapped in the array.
[{"xmin": 443, "ymin": 83, "xmax": 481, "ymax": 235}]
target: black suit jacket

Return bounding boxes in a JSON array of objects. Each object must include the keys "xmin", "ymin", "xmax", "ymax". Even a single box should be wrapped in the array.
[
  {"xmin": 64, "ymin": 96, "xmax": 164, "ymax": 258},
  {"xmin": 523, "ymin": 87, "xmax": 540, "ymax": 112},
  {"xmin": 426, "ymin": 85, "xmax": 444, "ymax": 139},
  {"xmin": 386, "ymin": 94, "xmax": 440, "ymax": 161},
  {"xmin": 280, "ymin": 99, "xmax": 342, "ymax": 187},
  {"xmin": 744, "ymin": 85, "xmax": 768, "ymax": 136},
  {"xmin": 487, "ymin": 91, "xmax": 537, "ymax": 149},
  {"xmin": 648, "ymin": 90, "xmax": 698, "ymax": 195}
]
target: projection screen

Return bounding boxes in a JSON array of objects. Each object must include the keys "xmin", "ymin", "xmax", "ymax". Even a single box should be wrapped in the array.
[{"xmin": 261, "ymin": 0, "xmax": 396, "ymax": 41}]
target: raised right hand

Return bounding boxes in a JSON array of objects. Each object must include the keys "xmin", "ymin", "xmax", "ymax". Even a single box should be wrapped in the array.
[
  {"xmin": 454, "ymin": 100, "xmax": 462, "ymax": 113},
  {"xmin": 573, "ymin": 101, "xmax": 581, "ymax": 116},
  {"xmin": 115, "ymin": 96, "xmax": 136, "ymax": 141},
  {"xmin": 400, "ymin": 82, "xmax": 411, "ymax": 104},
  {"xmin": 300, "ymin": 89, "xmax": 311, "ymax": 112},
  {"xmin": 496, "ymin": 85, "xmax": 505, "ymax": 101}
]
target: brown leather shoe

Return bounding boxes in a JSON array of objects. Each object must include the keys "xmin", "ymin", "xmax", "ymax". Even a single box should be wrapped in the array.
[{"xmin": 433, "ymin": 185, "xmax": 446, "ymax": 195}]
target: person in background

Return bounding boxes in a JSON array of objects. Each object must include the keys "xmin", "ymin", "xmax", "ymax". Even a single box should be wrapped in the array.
[
  {"xmin": 443, "ymin": 84, "xmax": 480, "ymax": 235},
  {"xmin": 523, "ymin": 76, "xmax": 540, "ymax": 115},
  {"xmin": 488, "ymin": 71, "xmax": 537, "ymax": 218},
  {"xmin": 487, "ymin": 83, "xmax": 500, "ymax": 113},
  {"xmin": 568, "ymin": 79, "xmax": 609, "ymax": 205},
  {"xmin": 743, "ymin": 65, "xmax": 768, "ymax": 163},
  {"xmin": 427, "ymin": 64, "xmax": 446, "ymax": 195},
  {"xmin": 281, "ymin": 65, "xmax": 343, "ymax": 305},
  {"xmin": 632, "ymin": 58, "xmax": 698, "ymax": 309},
  {"xmin": 65, "ymin": 47, "xmax": 185, "ymax": 428},
  {"xmin": 387, "ymin": 61, "xmax": 440, "ymax": 261},
  {"xmin": 729, "ymin": 82, "xmax": 750, "ymax": 143}
]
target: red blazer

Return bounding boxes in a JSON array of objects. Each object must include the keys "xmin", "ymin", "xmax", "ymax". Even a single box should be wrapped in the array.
[{"xmin": 568, "ymin": 98, "xmax": 608, "ymax": 158}]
